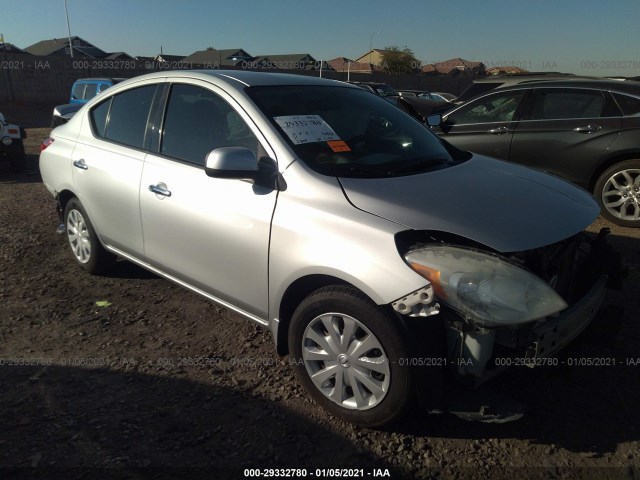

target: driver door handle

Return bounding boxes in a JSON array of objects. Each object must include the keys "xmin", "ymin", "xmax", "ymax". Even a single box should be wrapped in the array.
[
  {"xmin": 573, "ymin": 124, "xmax": 602, "ymax": 134},
  {"xmin": 73, "ymin": 159, "xmax": 88, "ymax": 170},
  {"xmin": 148, "ymin": 184, "xmax": 172, "ymax": 197},
  {"xmin": 487, "ymin": 126, "xmax": 509, "ymax": 135}
]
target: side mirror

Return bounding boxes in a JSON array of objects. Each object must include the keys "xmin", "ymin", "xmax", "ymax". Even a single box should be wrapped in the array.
[
  {"xmin": 205, "ymin": 147, "xmax": 259, "ymax": 179},
  {"xmin": 426, "ymin": 114, "xmax": 442, "ymax": 127}
]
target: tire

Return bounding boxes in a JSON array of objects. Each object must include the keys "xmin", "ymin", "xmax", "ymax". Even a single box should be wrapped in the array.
[
  {"xmin": 288, "ymin": 286, "xmax": 412, "ymax": 427},
  {"xmin": 63, "ymin": 198, "xmax": 115, "ymax": 274},
  {"xmin": 9, "ymin": 140, "xmax": 26, "ymax": 173},
  {"xmin": 594, "ymin": 159, "xmax": 640, "ymax": 228}
]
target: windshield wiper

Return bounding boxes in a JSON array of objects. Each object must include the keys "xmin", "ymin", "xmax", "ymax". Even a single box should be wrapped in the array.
[{"xmin": 382, "ymin": 157, "xmax": 452, "ymax": 176}]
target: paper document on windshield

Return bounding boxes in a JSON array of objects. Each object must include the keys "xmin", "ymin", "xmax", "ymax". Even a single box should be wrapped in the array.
[{"xmin": 274, "ymin": 115, "xmax": 341, "ymax": 145}]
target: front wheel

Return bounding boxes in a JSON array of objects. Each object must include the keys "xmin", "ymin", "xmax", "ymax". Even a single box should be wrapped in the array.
[
  {"xmin": 288, "ymin": 286, "xmax": 412, "ymax": 427},
  {"xmin": 64, "ymin": 198, "xmax": 115, "ymax": 274},
  {"xmin": 594, "ymin": 159, "xmax": 640, "ymax": 227}
]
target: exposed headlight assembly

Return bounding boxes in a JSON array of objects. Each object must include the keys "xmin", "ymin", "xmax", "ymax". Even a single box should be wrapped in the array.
[{"xmin": 405, "ymin": 246, "xmax": 567, "ymax": 327}]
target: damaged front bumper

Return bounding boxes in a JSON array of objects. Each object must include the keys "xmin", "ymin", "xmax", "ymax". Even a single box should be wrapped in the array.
[{"xmin": 446, "ymin": 228, "xmax": 623, "ymax": 386}]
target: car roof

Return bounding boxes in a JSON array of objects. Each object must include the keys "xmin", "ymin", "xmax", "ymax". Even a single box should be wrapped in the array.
[
  {"xmin": 478, "ymin": 77, "xmax": 640, "ymax": 96},
  {"xmin": 74, "ymin": 78, "xmax": 126, "ymax": 83},
  {"xmin": 115, "ymin": 70, "xmax": 353, "ymax": 92}
]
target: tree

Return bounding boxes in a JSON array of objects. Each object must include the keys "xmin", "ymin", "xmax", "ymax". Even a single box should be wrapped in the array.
[{"xmin": 380, "ymin": 46, "xmax": 419, "ymax": 75}]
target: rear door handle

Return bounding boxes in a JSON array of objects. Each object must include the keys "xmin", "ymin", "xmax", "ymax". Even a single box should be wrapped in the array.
[
  {"xmin": 73, "ymin": 159, "xmax": 88, "ymax": 170},
  {"xmin": 487, "ymin": 126, "xmax": 510, "ymax": 135},
  {"xmin": 573, "ymin": 124, "xmax": 602, "ymax": 133},
  {"xmin": 148, "ymin": 184, "xmax": 172, "ymax": 197}
]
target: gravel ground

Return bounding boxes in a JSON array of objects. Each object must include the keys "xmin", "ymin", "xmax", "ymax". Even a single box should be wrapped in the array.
[{"xmin": 0, "ymin": 126, "xmax": 638, "ymax": 479}]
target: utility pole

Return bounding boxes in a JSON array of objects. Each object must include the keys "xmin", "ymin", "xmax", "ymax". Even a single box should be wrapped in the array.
[
  {"xmin": 64, "ymin": 0, "xmax": 74, "ymax": 58},
  {"xmin": 368, "ymin": 31, "xmax": 380, "ymax": 73}
]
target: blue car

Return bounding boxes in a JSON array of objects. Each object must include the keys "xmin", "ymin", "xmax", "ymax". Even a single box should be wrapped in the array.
[{"xmin": 52, "ymin": 78, "xmax": 125, "ymax": 127}]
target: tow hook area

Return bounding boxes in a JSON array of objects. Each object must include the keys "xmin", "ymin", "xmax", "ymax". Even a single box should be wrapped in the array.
[
  {"xmin": 445, "ymin": 385, "xmax": 527, "ymax": 423},
  {"xmin": 592, "ymin": 227, "xmax": 625, "ymax": 289},
  {"xmin": 392, "ymin": 285, "xmax": 440, "ymax": 317}
]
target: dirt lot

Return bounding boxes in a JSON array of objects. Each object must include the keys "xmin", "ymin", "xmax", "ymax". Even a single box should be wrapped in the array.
[{"xmin": 0, "ymin": 126, "xmax": 638, "ymax": 479}]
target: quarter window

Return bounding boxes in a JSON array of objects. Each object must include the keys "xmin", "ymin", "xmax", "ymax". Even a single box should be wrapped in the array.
[
  {"xmin": 612, "ymin": 93, "xmax": 640, "ymax": 115},
  {"xmin": 529, "ymin": 89, "xmax": 617, "ymax": 119},
  {"xmin": 90, "ymin": 98, "xmax": 111, "ymax": 137},
  {"xmin": 160, "ymin": 84, "xmax": 260, "ymax": 165},
  {"xmin": 448, "ymin": 91, "xmax": 525, "ymax": 124},
  {"xmin": 102, "ymin": 85, "xmax": 156, "ymax": 148}
]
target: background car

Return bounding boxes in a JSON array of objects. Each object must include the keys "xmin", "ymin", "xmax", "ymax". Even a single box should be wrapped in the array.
[
  {"xmin": 51, "ymin": 77, "xmax": 125, "ymax": 128},
  {"xmin": 69, "ymin": 77, "xmax": 125, "ymax": 105},
  {"xmin": 40, "ymin": 70, "xmax": 619, "ymax": 427},
  {"xmin": 431, "ymin": 78, "xmax": 640, "ymax": 227},
  {"xmin": 347, "ymin": 82, "xmax": 450, "ymax": 121},
  {"xmin": 452, "ymin": 72, "xmax": 580, "ymax": 105},
  {"xmin": 399, "ymin": 90, "xmax": 452, "ymax": 103}
]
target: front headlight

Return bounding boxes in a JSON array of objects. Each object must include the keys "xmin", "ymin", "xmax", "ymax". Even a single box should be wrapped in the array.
[{"xmin": 405, "ymin": 245, "xmax": 567, "ymax": 326}]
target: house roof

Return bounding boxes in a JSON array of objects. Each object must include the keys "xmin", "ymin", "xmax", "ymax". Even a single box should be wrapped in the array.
[
  {"xmin": 253, "ymin": 53, "xmax": 318, "ymax": 69},
  {"xmin": 0, "ymin": 43, "xmax": 29, "ymax": 54},
  {"xmin": 327, "ymin": 57, "xmax": 372, "ymax": 73},
  {"xmin": 485, "ymin": 66, "xmax": 530, "ymax": 75},
  {"xmin": 24, "ymin": 36, "xmax": 107, "ymax": 58},
  {"xmin": 423, "ymin": 57, "xmax": 485, "ymax": 74},
  {"xmin": 105, "ymin": 52, "xmax": 134, "ymax": 59},
  {"xmin": 182, "ymin": 48, "xmax": 253, "ymax": 66},
  {"xmin": 154, "ymin": 54, "xmax": 185, "ymax": 62}
]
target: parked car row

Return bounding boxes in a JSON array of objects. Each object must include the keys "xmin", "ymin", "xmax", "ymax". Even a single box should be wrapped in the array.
[
  {"xmin": 347, "ymin": 81, "xmax": 451, "ymax": 121},
  {"xmin": 40, "ymin": 70, "xmax": 621, "ymax": 427}
]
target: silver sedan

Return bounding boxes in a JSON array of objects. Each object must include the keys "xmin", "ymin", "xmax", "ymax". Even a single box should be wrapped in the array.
[{"xmin": 40, "ymin": 70, "xmax": 618, "ymax": 427}]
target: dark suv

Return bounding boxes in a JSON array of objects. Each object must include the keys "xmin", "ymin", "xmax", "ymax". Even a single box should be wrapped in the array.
[{"xmin": 432, "ymin": 78, "xmax": 640, "ymax": 227}]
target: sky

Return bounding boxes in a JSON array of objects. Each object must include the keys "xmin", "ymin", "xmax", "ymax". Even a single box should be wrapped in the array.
[{"xmin": 3, "ymin": 0, "xmax": 640, "ymax": 77}]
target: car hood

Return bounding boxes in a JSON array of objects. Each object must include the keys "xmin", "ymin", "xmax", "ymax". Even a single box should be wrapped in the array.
[{"xmin": 339, "ymin": 155, "xmax": 600, "ymax": 252}]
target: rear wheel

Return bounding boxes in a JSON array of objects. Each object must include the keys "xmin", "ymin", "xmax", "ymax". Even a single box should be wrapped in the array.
[
  {"xmin": 64, "ymin": 198, "xmax": 115, "ymax": 274},
  {"xmin": 289, "ymin": 286, "xmax": 412, "ymax": 427},
  {"xmin": 595, "ymin": 159, "xmax": 640, "ymax": 227}
]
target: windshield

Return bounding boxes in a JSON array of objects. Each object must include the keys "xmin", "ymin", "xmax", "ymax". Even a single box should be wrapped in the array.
[{"xmin": 247, "ymin": 85, "xmax": 469, "ymax": 178}]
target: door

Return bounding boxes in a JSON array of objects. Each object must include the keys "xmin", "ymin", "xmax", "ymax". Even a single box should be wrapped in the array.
[
  {"xmin": 437, "ymin": 89, "xmax": 528, "ymax": 160},
  {"xmin": 509, "ymin": 88, "xmax": 623, "ymax": 187},
  {"xmin": 140, "ymin": 82, "xmax": 277, "ymax": 319},
  {"xmin": 72, "ymin": 84, "xmax": 158, "ymax": 256}
]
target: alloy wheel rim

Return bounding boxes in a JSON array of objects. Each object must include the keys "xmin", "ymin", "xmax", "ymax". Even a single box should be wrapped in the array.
[
  {"xmin": 602, "ymin": 168, "xmax": 640, "ymax": 221},
  {"xmin": 301, "ymin": 313, "xmax": 390, "ymax": 410},
  {"xmin": 67, "ymin": 209, "xmax": 91, "ymax": 263}
]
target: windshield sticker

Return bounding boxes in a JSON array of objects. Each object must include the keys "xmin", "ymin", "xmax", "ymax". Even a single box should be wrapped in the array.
[
  {"xmin": 327, "ymin": 140, "xmax": 351, "ymax": 153},
  {"xmin": 274, "ymin": 115, "xmax": 341, "ymax": 145}
]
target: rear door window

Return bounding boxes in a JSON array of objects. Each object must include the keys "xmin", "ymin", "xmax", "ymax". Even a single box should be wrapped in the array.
[
  {"xmin": 528, "ymin": 89, "xmax": 620, "ymax": 119},
  {"xmin": 103, "ymin": 85, "xmax": 156, "ymax": 148}
]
